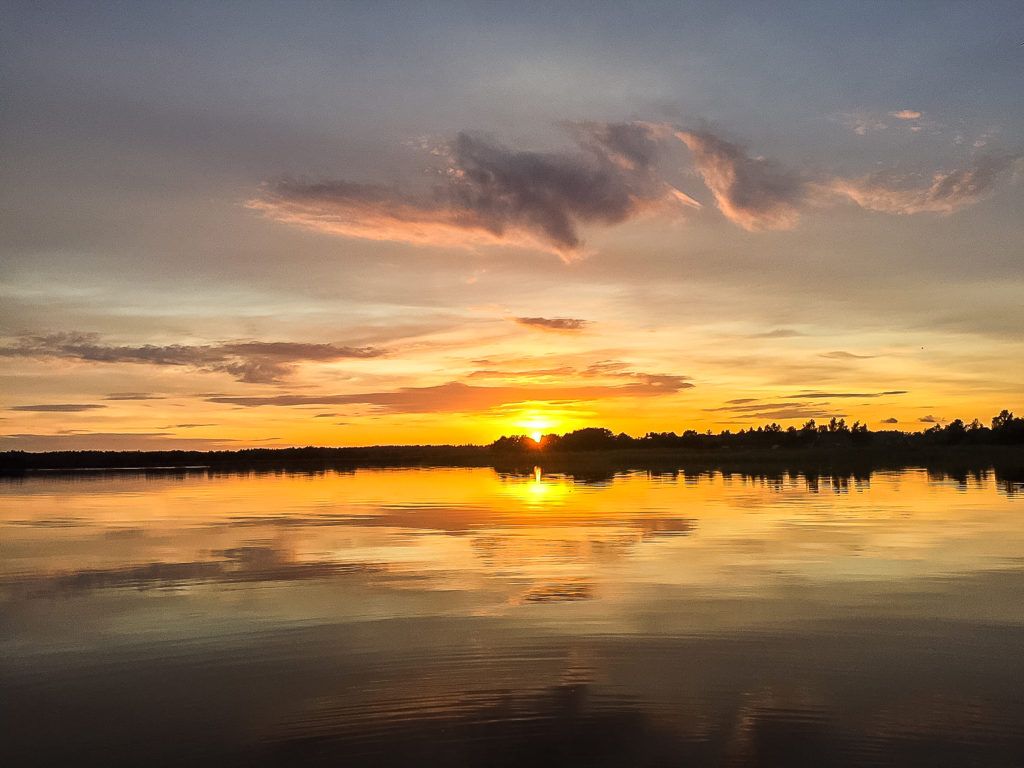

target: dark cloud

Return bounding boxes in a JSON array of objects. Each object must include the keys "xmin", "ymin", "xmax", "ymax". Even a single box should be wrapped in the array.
[
  {"xmin": 0, "ymin": 332, "xmax": 383, "ymax": 384},
  {"xmin": 514, "ymin": 317, "xmax": 589, "ymax": 332},
  {"xmin": 882, "ymin": 417, "xmax": 899, "ymax": 424},
  {"xmin": 919, "ymin": 414, "xmax": 941, "ymax": 423},
  {"xmin": 104, "ymin": 392, "xmax": 167, "ymax": 400},
  {"xmin": 10, "ymin": 403, "xmax": 106, "ymax": 412},
  {"xmin": 249, "ymin": 122, "xmax": 699, "ymax": 257},
  {"xmin": 676, "ymin": 129, "xmax": 807, "ymax": 230},
  {"xmin": 208, "ymin": 378, "xmax": 692, "ymax": 413}
]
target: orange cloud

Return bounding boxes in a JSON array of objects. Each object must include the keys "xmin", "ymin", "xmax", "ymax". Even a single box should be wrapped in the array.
[{"xmin": 675, "ymin": 130, "xmax": 805, "ymax": 230}]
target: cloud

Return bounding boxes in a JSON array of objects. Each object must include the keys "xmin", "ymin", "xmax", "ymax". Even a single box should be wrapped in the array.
[
  {"xmin": 208, "ymin": 378, "xmax": 692, "ymax": 413},
  {"xmin": 0, "ymin": 432, "xmax": 239, "ymax": 451},
  {"xmin": 832, "ymin": 111, "xmax": 889, "ymax": 135},
  {"xmin": 676, "ymin": 126, "xmax": 1017, "ymax": 228},
  {"xmin": 10, "ymin": 403, "xmax": 106, "ymax": 412},
  {"xmin": 249, "ymin": 122, "xmax": 699, "ymax": 257},
  {"xmin": 824, "ymin": 154, "xmax": 1020, "ymax": 215},
  {"xmin": 890, "ymin": 109, "xmax": 922, "ymax": 120},
  {"xmin": 744, "ymin": 408, "xmax": 847, "ymax": 420},
  {"xmin": 252, "ymin": 120, "xmax": 1017, "ymax": 249},
  {"xmin": 675, "ymin": 129, "xmax": 806, "ymax": 230},
  {"xmin": 750, "ymin": 328, "xmax": 805, "ymax": 339},
  {"xmin": 0, "ymin": 332, "xmax": 383, "ymax": 384},
  {"xmin": 104, "ymin": 392, "xmax": 166, "ymax": 400},
  {"xmin": 820, "ymin": 351, "xmax": 876, "ymax": 360},
  {"xmin": 919, "ymin": 414, "xmax": 941, "ymax": 423},
  {"xmin": 787, "ymin": 390, "xmax": 907, "ymax": 399},
  {"xmin": 708, "ymin": 401, "xmax": 847, "ymax": 421},
  {"xmin": 882, "ymin": 417, "xmax": 899, "ymax": 424},
  {"xmin": 469, "ymin": 366, "xmax": 576, "ymax": 380},
  {"xmin": 469, "ymin": 360, "xmax": 690, "ymax": 391},
  {"xmin": 514, "ymin": 317, "xmax": 589, "ymax": 332}
]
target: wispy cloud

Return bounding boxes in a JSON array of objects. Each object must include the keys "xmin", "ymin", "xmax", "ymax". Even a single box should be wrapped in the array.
[
  {"xmin": 890, "ymin": 109, "xmax": 922, "ymax": 120},
  {"xmin": 750, "ymin": 328, "xmax": 805, "ymax": 339},
  {"xmin": 0, "ymin": 333, "xmax": 384, "ymax": 384},
  {"xmin": 788, "ymin": 390, "xmax": 907, "ymax": 399},
  {"xmin": 514, "ymin": 317, "xmax": 589, "ymax": 332},
  {"xmin": 104, "ymin": 392, "xmax": 166, "ymax": 400},
  {"xmin": 0, "ymin": 432, "xmax": 239, "ymax": 451},
  {"xmin": 250, "ymin": 122, "xmax": 699, "ymax": 258},
  {"xmin": 10, "ymin": 403, "xmax": 106, "ymax": 412},
  {"xmin": 820, "ymin": 350, "xmax": 876, "ymax": 360},
  {"xmin": 743, "ymin": 407, "xmax": 846, "ymax": 420},
  {"xmin": 208, "ymin": 378, "xmax": 692, "ymax": 412},
  {"xmin": 468, "ymin": 360, "xmax": 689, "ymax": 390},
  {"xmin": 824, "ymin": 154, "xmax": 1020, "ymax": 215}
]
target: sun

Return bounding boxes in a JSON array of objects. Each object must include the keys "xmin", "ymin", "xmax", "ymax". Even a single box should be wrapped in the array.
[{"xmin": 531, "ymin": 430, "xmax": 543, "ymax": 443}]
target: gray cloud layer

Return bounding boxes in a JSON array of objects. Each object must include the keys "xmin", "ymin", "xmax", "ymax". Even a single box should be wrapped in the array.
[{"xmin": 0, "ymin": 333, "xmax": 383, "ymax": 384}]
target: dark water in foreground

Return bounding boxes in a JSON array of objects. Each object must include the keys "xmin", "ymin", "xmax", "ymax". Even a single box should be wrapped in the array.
[{"xmin": 2, "ymin": 467, "xmax": 1024, "ymax": 767}]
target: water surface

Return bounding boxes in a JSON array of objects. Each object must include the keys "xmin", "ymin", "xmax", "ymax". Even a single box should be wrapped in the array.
[{"xmin": 3, "ymin": 467, "xmax": 1023, "ymax": 766}]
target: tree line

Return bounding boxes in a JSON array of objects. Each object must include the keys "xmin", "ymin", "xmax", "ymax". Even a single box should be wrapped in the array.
[{"xmin": 491, "ymin": 410, "xmax": 1024, "ymax": 452}]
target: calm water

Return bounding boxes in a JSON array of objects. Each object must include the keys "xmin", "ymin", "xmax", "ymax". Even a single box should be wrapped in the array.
[{"xmin": 2, "ymin": 467, "xmax": 1024, "ymax": 767}]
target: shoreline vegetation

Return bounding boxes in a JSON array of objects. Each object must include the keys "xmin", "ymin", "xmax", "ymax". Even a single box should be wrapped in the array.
[{"xmin": 2, "ymin": 412, "xmax": 1022, "ymax": 486}]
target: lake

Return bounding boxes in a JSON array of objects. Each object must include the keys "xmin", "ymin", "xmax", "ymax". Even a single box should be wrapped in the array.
[{"xmin": 2, "ymin": 466, "xmax": 1023, "ymax": 766}]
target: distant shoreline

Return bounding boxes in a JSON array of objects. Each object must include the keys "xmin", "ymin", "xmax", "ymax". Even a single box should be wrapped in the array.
[{"xmin": 3, "ymin": 443, "xmax": 1023, "ymax": 479}]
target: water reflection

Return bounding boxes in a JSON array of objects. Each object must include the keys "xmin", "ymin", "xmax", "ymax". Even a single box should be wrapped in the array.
[{"xmin": 2, "ymin": 467, "xmax": 1023, "ymax": 766}]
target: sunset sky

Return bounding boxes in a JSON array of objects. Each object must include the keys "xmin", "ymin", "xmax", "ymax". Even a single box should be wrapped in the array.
[{"xmin": 2, "ymin": 1, "xmax": 1022, "ymax": 450}]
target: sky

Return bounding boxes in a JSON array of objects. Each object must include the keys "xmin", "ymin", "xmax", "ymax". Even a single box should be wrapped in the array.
[{"xmin": 2, "ymin": 1, "xmax": 1023, "ymax": 450}]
